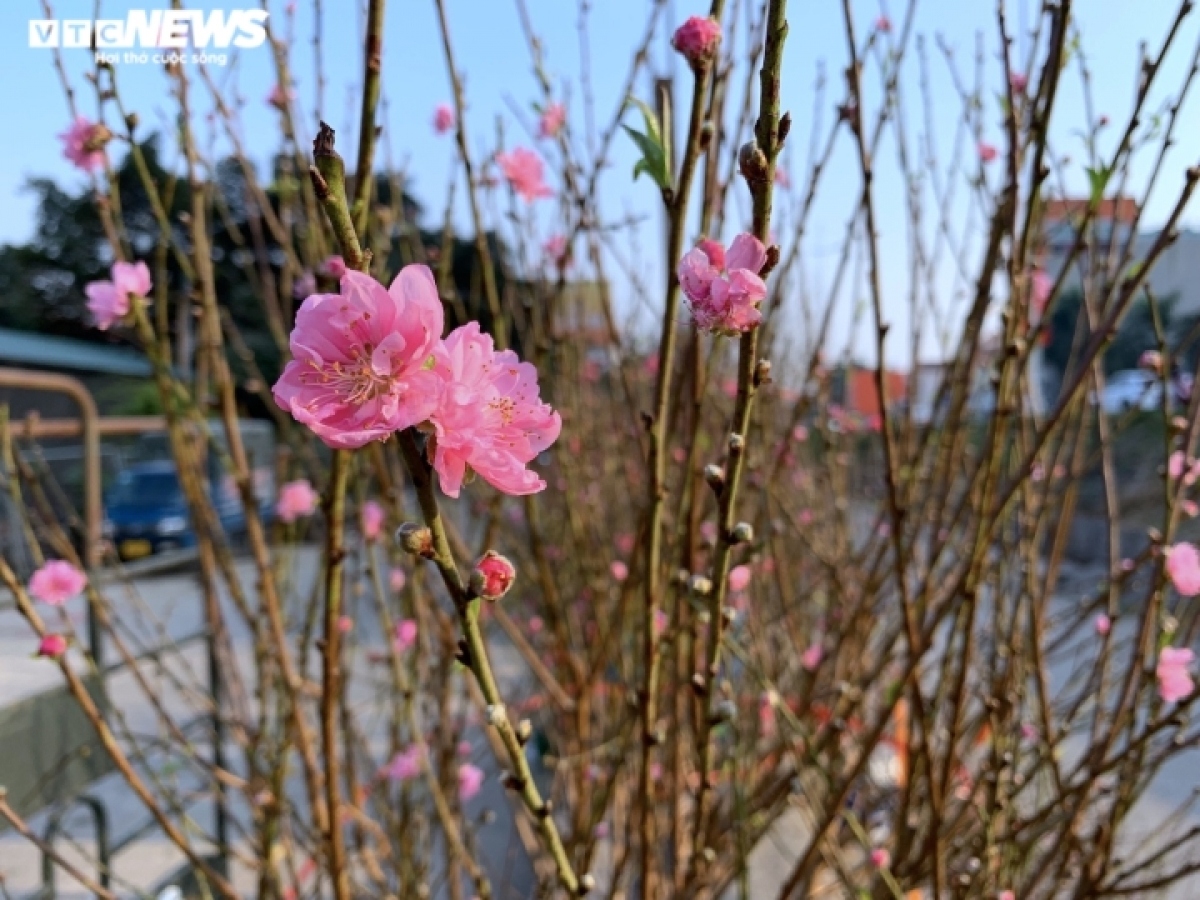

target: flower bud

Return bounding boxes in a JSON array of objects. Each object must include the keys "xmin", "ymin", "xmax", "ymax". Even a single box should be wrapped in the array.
[
  {"xmin": 728, "ymin": 432, "xmax": 745, "ymax": 453},
  {"xmin": 754, "ymin": 359, "xmax": 773, "ymax": 386},
  {"xmin": 37, "ymin": 634, "xmax": 68, "ymax": 659},
  {"xmin": 731, "ymin": 522, "xmax": 755, "ymax": 544},
  {"xmin": 738, "ymin": 140, "xmax": 769, "ymax": 187},
  {"xmin": 472, "ymin": 551, "xmax": 516, "ymax": 601},
  {"xmin": 671, "ymin": 16, "xmax": 722, "ymax": 69},
  {"xmin": 396, "ymin": 522, "xmax": 433, "ymax": 558},
  {"xmin": 703, "ymin": 464, "xmax": 726, "ymax": 492},
  {"xmin": 689, "ymin": 574, "xmax": 713, "ymax": 595}
]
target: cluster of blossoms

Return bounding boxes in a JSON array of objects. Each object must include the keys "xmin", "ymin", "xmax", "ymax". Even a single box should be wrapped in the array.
[
  {"xmin": 273, "ymin": 266, "xmax": 561, "ymax": 498},
  {"xmin": 677, "ymin": 233, "xmax": 768, "ymax": 335},
  {"xmin": 85, "ymin": 261, "xmax": 152, "ymax": 330}
]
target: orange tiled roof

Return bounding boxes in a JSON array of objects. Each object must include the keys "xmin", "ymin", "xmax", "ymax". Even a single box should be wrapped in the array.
[{"xmin": 1044, "ymin": 196, "xmax": 1138, "ymax": 224}]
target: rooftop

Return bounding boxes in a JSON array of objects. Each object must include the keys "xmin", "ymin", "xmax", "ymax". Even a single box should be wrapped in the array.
[{"xmin": 0, "ymin": 328, "xmax": 151, "ymax": 378}]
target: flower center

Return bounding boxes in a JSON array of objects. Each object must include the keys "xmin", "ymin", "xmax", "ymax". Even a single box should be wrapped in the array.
[{"xmin": 307, "ymin": 347, "xmax": 393, "ymax": 406}]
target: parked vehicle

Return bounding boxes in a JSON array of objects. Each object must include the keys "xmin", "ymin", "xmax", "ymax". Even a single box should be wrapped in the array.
[
  {"xmin": 105, "ymin": 420, "xmax": 276, "ymax": 560},
  {"xmin": 1100, "ymin": 369, "xmax": 1164, "ymax": 414}
]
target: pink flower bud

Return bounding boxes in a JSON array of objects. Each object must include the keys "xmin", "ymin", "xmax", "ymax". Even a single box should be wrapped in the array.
[
  {"xmin": 394, "ymin": 619, "xmax": 417, "ymax": 651},
  {"xmin": 978, "ymin": 141, "xmax": 998, "ymax": 163},
  {"xmin": 869, "ymin": 847, "xmax": 890, "ymax": 869},
  {"xmin": 389, "ymin": 567, "xmax": 407, "ymax": 592},
  {"xmin": 433, "ymin": 103, "xmax": 455, "ymax": 135},
  {"xmin": 1094, "ymin": 613, "xmax": 1111, "ymax": 636},
  {"xmin": 337, "ymin": 616, "xmax": 353, "ymax": 633},
  {"xmin": 610, "ymin": 560, "xmax": 629, "ymax": 583},
  {"xmin": 457, "ymin": 762, "xmax": 485, "ymax": 800},
  {"xmin": 38, "ymin": 634, "xmax": 68, "ymax": 658},
  {"xmin": 473, "ymin": 551, "xmax": 516, "ymax": 600},
  {"xmin": 671, "ymin": 16, "xmax": 722, "ymax": 68}
]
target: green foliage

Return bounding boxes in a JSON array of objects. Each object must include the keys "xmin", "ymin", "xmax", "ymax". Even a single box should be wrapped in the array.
[{"xmin": 622, "ymin": 97, "xmax": 672, "ymax": 192}]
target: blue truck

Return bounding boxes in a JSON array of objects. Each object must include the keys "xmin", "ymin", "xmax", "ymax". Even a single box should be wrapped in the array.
[{"xmin": 104, "ymin": 420, "xmax": 276, "ymax": 560}]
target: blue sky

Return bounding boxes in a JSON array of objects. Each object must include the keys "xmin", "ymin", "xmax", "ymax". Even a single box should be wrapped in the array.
[{"xmin": 4, "ymin": 1, "xmax": 1200, "ymax": 365}]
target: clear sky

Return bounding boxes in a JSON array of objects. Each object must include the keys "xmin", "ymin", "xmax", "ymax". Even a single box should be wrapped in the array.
[{"xmin": 4, "ymin": 1, "xmax": 1200, "ymax": 366}]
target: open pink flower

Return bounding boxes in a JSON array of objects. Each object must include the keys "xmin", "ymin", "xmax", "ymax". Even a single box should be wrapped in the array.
[
  {"xmin": 85, "ymin": 261, "xmax": 152, "ymax": 330},
  {"xmin": 671, "ymin": 16, "xmax": 721, "ymax": 68},
  {"xmin": 473, "ymin": 551, "xmax": 516, "ymax": 600},
  {"xmin": 458, "ymin": 762, "xmax": 485, "ymax": 800},
  {"xmin": 496, "ymin": 147, "xmax": 554, "ymax": 201},
  {"xmin": 1157, "ymin": 647, "xmax": 1195, "ymax": 703},
  {"xmin": 433, "ymin": 103, "xmax": 455, "ymax": 135},
  {"xmin": 677, "ymin": 234, "xmax": 768, "ymax": 335},
  {"xmin": 728, "ymin": 565, "xmax": 752, "ymax": 592},
  {"xmin": 272, "ymin": 267, "xmax": 443, "ymax": 449},
  {"xmin": 383, "ymin": 745, "xmax": 423, "ymax": 782},
  {"xmin": 276, "ymin": 479, "xmax": 319, "ymax": 523},
  {"xmin": 394, "ymin": 619, "xmax": 418, "ymax": 652},
  {"xmin": 427, "ymin": 321, "xmax": 561, "ymax": 497},
  {"xmin": 1165, "ymin": 543, "xmax": 1200, "ymax": 596},
  {"xmin": 322, "ymin": 255, "xmax": 347, "ymax": 279},
  {"xmin": 59, "ymin": 117, "xmax": 107, "ymax": 172},
  {"xmin": 389, "ymin": 567, "xmax": 407, "ymax": 592},
  {"xmin": 978, "ymin": 141, "xmax": 998, "ymax": 163},
  {"xmin": 538, "ymin": 102, "xmax": 566, "ymax": 139},
  {"xmin": 38, "ymin": 634, "xmax": 68, "ymax": 659},
  {"xmin": 610, "ymin": 560, "xmax": 629, "ymax": 582},
  {"xmin": 29, "ymin": 560, "xmax": 87, "ymax": 606},
  {"xmin": 361, "ymin": 500, "xmax": 385, "ymax": 541}
]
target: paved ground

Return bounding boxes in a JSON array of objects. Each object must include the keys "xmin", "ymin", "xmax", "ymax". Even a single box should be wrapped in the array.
[{"xmin": 2, "ymin": 552, "xmax": 1199, "ymax": 898}]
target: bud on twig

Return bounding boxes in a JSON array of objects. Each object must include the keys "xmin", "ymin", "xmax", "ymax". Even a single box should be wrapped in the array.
[
  {"xmin": 689, "ymin": 574, "xmax": 713, "ymax": 595},
  {"xmin": 516, "ymin": 719, "xmax": 534, "ymax": 745},
  {"xmin": 731, "ymin": 522, "xmax": 754, "ymax": 544},
  {"xmin": 728, "ymin": 433, "xmax": 745, "ymax": 453},
  {"xmin": 470, "ymin": 551, "xmax": 517, "ymax": 601},
  {"xmin": 704, "ymin": 464, "xmax": 726, "ymax": 493},
  {"xmin": 754, "ymin": 359, "xmax": 773, "ymax": 387},
  {"xmin": 396, "ymin": 522, "xmax": 434, "ymax": 558},
  {"xmin": 738, "ymin": 140, "xmax": 769, "ymax": 188}
]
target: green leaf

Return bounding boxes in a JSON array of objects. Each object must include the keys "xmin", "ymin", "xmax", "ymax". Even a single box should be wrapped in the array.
[
  {"xmin": 1086, "ymin": 165, "xmax": 1112, "ymax": 205},
  {"xmin": 623, "ymin": 97, "xmax": 672, "ymax": 192}
]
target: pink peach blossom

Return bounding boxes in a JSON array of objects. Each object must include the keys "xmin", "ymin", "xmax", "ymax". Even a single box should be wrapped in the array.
[
  {"xmin": 322, "ymin": 255, "xmax": 347, "ymax": 279},
  {"xmin": 998, "ymin": 892, "xmax": 1015, "ymax": 900},
  {"xmin": 1010, "ymin": 72, "xmax": 1028, "ymax": 93},
  {"xmin": 276, "ymin": 479, "xmax": 319, "ymax": 523},
  {"xmin": 337, "ymin": 615, "xmax": 353, "ymax": 633},
  {"xmin": 801, "ymin": 642, "xmax": 823, "ymax": 672},
  {"xmin": 610, "ymin": 560, "xmax": 629, "ymax": 582},
  {"xmin": 654, "ymin": 608, "xmax": 669, "ymax": 636},
  {"xmin": 671, "ymin": 15, "xmax": 721, "ymax": 68},
  {"xmin": 528, "ymin": 615, "xmax": 544, "ymax": 634},
  {"xmin": 38, "ymin": 634, "xmax": 68, "ymax": 659},
  {"xmin": 496, "ymin": 147, "xmax": 554, "ymax": 201},
  {"xmin": 978, "ymin": 141, "xmax": 998, "ymax": 163},
  {"xmin": 361, "ymin": 500, "xmax": 385, "ymax": 541},
  {"xmin": 474, "ymin": 551, "xmax": 516, "ymax": 599},
  {"xmin": 272, "ymin": 267, "xmax": 444, "ymax": 449},
  {"xmin": 85, "ymin": 261, "xmax": 152, "ymax": 331},
  {"xmin": 383, "ymin": 745, "xmax": 423, "ymax": 782},
  {"xmin": 433, "ymin": 103, "xmax": 455, "ymax": 135},
  {"xmin": 1185, "ymin": 500, "xmax": 1199, "ymax": 518},
  {"xmin": 875, "ymin": 15, "xmax": 892, "ymax": 33},
  {"xmin": 1157, "ymin": 647, "xmax": 1194, "ymax": 703},
  {"xmin": 728, "ymin": 565, "xmax": 752, "ymax": 592},
  {"xmin": 1165, "ymin": 543, "xmax": 1200, "ymax": 596},
  {"xmin": 389, "ymin": 567, "xmax": 407, "ymax": 592},
  {"xmin": 870, "ymin": 847, "xmax": 890, "ymax": 869},
  {"xmin": 677, "ymin": 233, "xmax": 768, "ymax": 335},
  {"xmin": 695, "ymin": 238, "xmax": 725, "ymax": 271},
  {"xmin": 427, "ymin": 321, "xmax": 561, "ymax": 497},
  {"xmin": 538, "ymin": 102, "xmax": 566, "ymax": 139},
  {"xmin": 29, "ymin": 560, "xmax": 87, "ymax": 606},
  {"xmin": 59, "ymin": 117, "xmax": 107, "ymax": 172},
  {"xmin": 458, "ymin": 763, "xmax": 485, "ymax": 800},
  {"xmin": 394, "ymin": 619, "xmax": 418, "ymax": 652}
]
